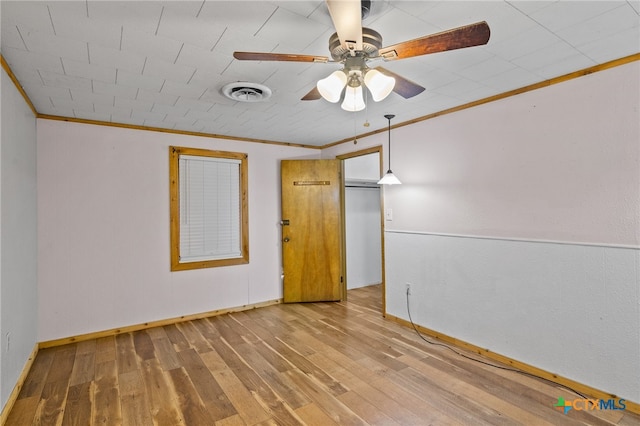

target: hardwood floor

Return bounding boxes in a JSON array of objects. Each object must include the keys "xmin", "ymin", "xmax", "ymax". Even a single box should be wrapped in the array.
[{"xmin": 7, "ymin": 285, "xmax": 639, "ymax": 425}]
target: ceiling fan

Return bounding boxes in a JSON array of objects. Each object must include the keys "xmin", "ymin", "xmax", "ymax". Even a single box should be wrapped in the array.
[{"xmin": 233, "ymin": 0, "xmax": 490, "ymax": 111}]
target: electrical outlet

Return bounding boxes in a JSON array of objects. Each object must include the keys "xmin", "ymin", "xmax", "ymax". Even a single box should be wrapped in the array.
[{"xmin": 406, "ymin": 283, "xmax": 412, "ymax": 295}]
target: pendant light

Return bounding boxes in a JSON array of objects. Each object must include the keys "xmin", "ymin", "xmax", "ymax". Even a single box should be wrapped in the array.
[{"xmin": 377, "ymin": 114, "xmax": 402, "ymax": 185}]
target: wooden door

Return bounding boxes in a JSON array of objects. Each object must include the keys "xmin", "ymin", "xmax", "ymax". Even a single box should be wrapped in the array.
[{"xmin": 281, "ymin": 159, "xmax": 343, "ymax": 303}]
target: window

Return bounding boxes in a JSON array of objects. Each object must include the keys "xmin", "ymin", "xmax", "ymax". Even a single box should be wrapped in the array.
[{"xmin": 170, "ymin": 146, "xmax": 249, "ymax": 271}]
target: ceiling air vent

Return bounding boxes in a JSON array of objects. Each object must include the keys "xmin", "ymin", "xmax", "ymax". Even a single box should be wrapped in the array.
[{"xmin": 222, "ymin": 82, "xmax": 272, "ymax": 102}]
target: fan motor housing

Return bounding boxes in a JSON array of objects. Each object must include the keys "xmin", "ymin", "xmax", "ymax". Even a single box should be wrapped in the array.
[{"xmin": 328, "ymin": 27, "xmax": 383, "ymax": 61}]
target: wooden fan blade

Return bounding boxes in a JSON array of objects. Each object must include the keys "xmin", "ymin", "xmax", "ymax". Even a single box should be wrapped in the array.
[
  {"xmin": 379, "ymin": 21, "xmax": 490, "ymax": 61},
  {"xmin": 301, "ymin": 86, "xmax": 322, "ymax": 101},
  {"xmin": 375, "ymin": 67, "xmax": 425, "ymax": 99},
  {"xmin": 233, "ymin": 52, "xmax": 329, "ymax": 63},
  {"xmin": 326, "ymin": 0, "xmax": 363, "ymax": 51}
]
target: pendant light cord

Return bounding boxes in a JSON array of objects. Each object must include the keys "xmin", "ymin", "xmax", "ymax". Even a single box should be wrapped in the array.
[
  {"xmin": 385, "ymin": 114, "xmax": 395, "ymax": 172},
  {"xmin": 388, "ymin": 118, "xmax": 391, "ymax": 170}
]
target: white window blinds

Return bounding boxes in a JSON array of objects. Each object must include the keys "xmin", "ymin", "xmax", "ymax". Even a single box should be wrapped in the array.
[{"xmin": 179, "ymin": 155, "xmax": 241, "ymax": 262}]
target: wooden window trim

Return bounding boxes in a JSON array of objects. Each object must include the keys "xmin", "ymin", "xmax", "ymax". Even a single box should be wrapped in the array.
[{"xmin": 170, "ymin": 146, "xmax": 249, "ymax": 271}]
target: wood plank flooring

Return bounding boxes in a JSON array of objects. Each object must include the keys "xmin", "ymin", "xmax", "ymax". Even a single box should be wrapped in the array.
[{"xmin": 6, "ymin": 285, "xmax": 639, "ymax": 425}]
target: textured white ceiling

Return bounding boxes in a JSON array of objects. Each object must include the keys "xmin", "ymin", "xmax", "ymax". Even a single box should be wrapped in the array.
[{"xmin": 2, "ymin": 1, "xmax": 639, "ymax": 147}]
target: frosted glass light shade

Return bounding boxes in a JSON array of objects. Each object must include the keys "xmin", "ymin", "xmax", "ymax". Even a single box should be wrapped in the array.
[
  {"xmin": 377, "ymin": 170, "xmax": 401, "ymax": 185},
  {"xmin": 364, "ymin": 69, "xmax": 395, "ymax": 102},
  {"xmin": 317, "ymin": 71, "xmax": 347, "ymax": 103},
  {"xmin": 341, "ymin": 85, "xmax": 366, "ymax": 112}
]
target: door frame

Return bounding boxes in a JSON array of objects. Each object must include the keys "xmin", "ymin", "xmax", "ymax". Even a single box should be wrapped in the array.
[{"xmin": 336, "ymin": 146, "xmax": 386, "ymax": 316}]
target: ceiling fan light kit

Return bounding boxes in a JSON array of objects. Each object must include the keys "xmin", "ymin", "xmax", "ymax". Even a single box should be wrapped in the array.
[
  {"xmin": 316, "ymin": 46, "xmax": 396, "ymax": 110},
  {"xmin": 316, "ymin": 63, "xmax": 396, "ymax": 110}
]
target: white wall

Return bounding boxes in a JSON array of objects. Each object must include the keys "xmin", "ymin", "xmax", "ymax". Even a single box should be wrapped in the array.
[
  {"xmin": 379, "ymin": 62, "xmax": 640, "ymax": 403},
  {"xmin": 0, "ymin": 67, "xmax": 38, "ymax": 408},
  {"xmin": 37, "ymin": 119, "xmax": 318, "ymax": 342},
  {"xmin": 383, "ymin": 63, "xmax": 639, "ymax": 248},
  {"xmin": 386, "ymin": 232, "xmax": 639, "ymax": 401}
]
